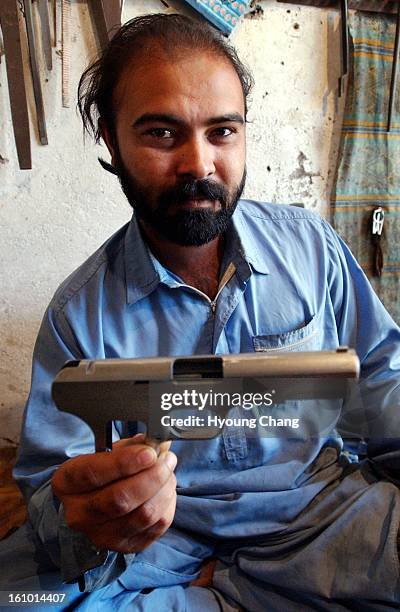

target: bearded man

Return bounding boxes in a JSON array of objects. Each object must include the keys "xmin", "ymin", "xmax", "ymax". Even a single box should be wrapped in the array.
[{"xmin": 1, "ymin": 13, "xmax": 399, "ymax": 611}]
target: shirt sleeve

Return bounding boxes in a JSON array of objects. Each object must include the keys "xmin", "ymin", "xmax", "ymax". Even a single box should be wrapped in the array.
[
  {"xmin": 13, "ymin": 305, "xmax": 130, "ymax": 590},
  {"xmin": 322, "ymin": 220, "xmax": 400, "ymax": 483}
]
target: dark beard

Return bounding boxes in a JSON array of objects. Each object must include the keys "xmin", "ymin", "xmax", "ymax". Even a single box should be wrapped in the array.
[{"xmin": 114, "ymin": 153, "xmax": 246, "ymax": 246}]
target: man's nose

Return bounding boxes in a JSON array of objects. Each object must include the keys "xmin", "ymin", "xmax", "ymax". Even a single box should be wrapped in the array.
[{"xmin": 176, "ymin": 137, "xmax": 216, "ymax": 180}]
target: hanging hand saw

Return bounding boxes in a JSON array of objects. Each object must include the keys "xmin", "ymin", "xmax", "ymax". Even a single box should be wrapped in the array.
[
  {"xmin": 36, "ymin": 0, "xmax": 52, "ymax": 70},
  {"xmin": 61, "ymin": 0, "xmax": 71, "ymax": 107},
  {"xmin": 23, "ymin": 0, "xmax": 48, "ymax": 144},
  {"xmin": 0, "ymin": 0, "xmax": 32, "ymax": 169}
]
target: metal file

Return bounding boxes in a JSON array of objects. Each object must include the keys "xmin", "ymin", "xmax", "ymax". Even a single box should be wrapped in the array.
[
  {"xmin": 23, "ymin": 0, "xmax": 48, "ymax": 144},
  {"xmin": 0, "ymin": 0, "xmax": 32, "ymax": 169},
  {"xmin": 37, "ymin": 0, "xmax": 52, "ymax": 71}
]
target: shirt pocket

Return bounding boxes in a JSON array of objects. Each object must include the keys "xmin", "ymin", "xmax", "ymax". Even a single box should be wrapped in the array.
[{"xmin": 252, "ymin": 314, "xmax": 321, "ymax": 353}]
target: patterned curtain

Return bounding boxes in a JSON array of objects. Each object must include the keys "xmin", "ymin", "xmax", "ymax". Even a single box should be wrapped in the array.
[{"xmin": 331, "ymin": 11, "xmax": 400, "ymax": 323}]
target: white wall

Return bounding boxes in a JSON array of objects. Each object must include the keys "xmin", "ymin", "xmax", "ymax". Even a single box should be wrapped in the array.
[{"xmin": 0, "ymin": 0, "xmax": 346, "ymax": 445}]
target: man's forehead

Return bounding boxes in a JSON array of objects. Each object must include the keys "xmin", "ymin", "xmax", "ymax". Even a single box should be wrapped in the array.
[{"xmin": 113, "ymin": 48, "xmax": 245, "ymax": 121}]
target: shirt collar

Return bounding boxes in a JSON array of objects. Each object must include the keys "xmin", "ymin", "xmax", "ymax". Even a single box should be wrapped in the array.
[
  {"xmin": 231, "ymin": 202, "xmax": 271, "ymax": 275},
  {"xmin": 124, "ymin": 202, "xmax": 270, "ymax": 305},
  {"xmin": 124, "ymin": 214, "xmax": 162, "ymax": 305}
]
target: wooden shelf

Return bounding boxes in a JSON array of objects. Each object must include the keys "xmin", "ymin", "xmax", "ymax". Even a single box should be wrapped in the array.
[{"xmin": 277, "ymin": 0, "xmax": 397, "ymax": 14}]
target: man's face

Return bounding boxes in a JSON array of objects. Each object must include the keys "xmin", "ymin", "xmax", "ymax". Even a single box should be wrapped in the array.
[{"xmin": 106, "ymin": 48, "xmax": 247, "ymax": 246}]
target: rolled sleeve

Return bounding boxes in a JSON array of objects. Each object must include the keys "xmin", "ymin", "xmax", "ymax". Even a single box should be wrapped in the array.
[
  {"xmin": 323, "ymin": 220, "xmax": 400, "ymax": 482},
  {"xmin": 13, "ymin": 305, "xmax": 129, "ymax": 590}
]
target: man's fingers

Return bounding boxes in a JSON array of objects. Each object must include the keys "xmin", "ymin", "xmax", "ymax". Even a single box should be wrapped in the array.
[
  {"xmin": 79, "ymin": 453, "xmax": 176, "ymax": 522},
  {"xmin": 85, "ymin": 489, "xmax": 177, "ymax": 554},
  {"xmin": 129, "ymin": 471, "xmax": 176, "ymax": 531},
  {"xmin": 112, "ymin": 433, "xmax": 146, "ymax": 448},
  {"xmin": 113, "ymin": 436, "xmax": 171, "ymax": 455},
  {"xmin": 62, "ymin": 453, "xmax": 177, "ymax": 528},
  {"xmin": 91, "ymin": 516, "xmax": 174, "ymax": 555},
  {"xmin": 52, "ymin": 442, "xmax": 161, "ymax": 496}
]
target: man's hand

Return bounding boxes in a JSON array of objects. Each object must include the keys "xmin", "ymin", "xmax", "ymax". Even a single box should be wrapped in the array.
[{"xmin": 51, "ymin": 435, "xmax": 177, "ymax": 554}]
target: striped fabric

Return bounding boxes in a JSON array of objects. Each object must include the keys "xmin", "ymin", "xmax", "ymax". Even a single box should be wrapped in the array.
[{"xmin": 331, "ymin": 11, "xmax": 400, "ymax": 323}]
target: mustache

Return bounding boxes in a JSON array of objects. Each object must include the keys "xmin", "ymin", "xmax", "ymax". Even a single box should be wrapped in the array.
[
  {"xmin": 159, "ymin": 179, "xmax": 228, "ymax": 209},
  {"xmin": 99, "ymin": 157, "xmax": 231, "ymax": 207}
]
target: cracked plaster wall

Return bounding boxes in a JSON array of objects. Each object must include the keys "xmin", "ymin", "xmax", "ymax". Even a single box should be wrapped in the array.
[{"xmin": 0, "ymin": 0, "xmax": 346, "ymax": 446}]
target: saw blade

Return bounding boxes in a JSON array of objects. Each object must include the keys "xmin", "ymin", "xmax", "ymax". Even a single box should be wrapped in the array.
[{"xmin": 61, "ymin": 0, "xmax": 71, "ymax": 108}]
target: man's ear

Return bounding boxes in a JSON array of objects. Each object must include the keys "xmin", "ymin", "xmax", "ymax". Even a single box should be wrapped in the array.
[{"xmin": 99, "ymin": 118, "xmax": 117, "ymax": 166}]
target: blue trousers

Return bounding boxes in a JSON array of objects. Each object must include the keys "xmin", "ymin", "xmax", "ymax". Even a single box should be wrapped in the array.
[{"xmin": 1, "ymin": 468, "xmax": 399, "ymax": 611}]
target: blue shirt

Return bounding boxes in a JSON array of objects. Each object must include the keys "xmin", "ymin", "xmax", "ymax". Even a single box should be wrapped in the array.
[{"xmin": 14, "ymin": 200, "xmax": 400, "ymax": 588}]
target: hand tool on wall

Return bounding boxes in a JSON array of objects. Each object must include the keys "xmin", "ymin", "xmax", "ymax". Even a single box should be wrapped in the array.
[
  {"xmin": 23, "ymin": 0, "xmax": 48, "ymax": 144},
  {"xmin": 87, "ymin": 0, "xmax": 121, "ymax": 50},
  {"xmin": 387, "ymin": 0, "xmax": 400, "ymax": 132},
  {"xmin": 338, "ymin": 0, "xmax": 349, "ymax": 97},
  {"xmin": 61, "ymin": 0, "xmax": 71, "ymax": 107},
  {"xmin": 53, "ymin": 0, "xmax": 57, "ymax": 46},
  {"xmin": 87, "ymin": 0, "xmax": 108, "ymax": 49},
  {"xmin": 371, "ymin": 207, "xmax": 385, "ymax": 277},
  {"xmin": 102, "ymin": 0, "xmax": 121, "ymax": 40},
  {"xmin": 36, "ymin": 0, "xmax": 52, "ymax": 70},
  {"xmin": 0, "ymin": 0, "xmax": 32, "ymax": 169}
]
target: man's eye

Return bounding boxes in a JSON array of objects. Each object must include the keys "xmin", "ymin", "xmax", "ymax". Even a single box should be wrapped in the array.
[
  {"xmin": 146, "ymin": 128, "xmax": 174, "ymax": 139},
  {"xmin": 210, "ymin": 127, "xmax": 236, "ymax": 138}
]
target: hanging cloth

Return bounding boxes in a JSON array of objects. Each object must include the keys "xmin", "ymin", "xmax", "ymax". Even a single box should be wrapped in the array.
[{"xmin": 331, "ymin": 10, "xmax": 400, "ymax": 324}]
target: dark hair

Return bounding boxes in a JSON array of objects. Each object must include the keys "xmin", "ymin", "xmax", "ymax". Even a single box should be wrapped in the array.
[{"xmin": 78, "ymin": 13, "xmax": 254, "ymax": 143}]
